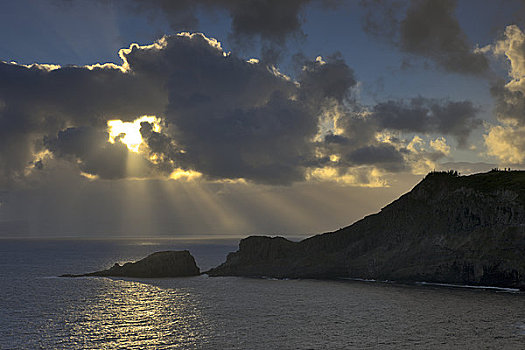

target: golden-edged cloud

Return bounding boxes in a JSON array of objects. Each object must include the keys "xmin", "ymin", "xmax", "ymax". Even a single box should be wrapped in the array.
[
  {"xmin": 482, "ymin": 25, "xmax": 525, "ymax": 164},
  {"xmin": 0, "ymin": 32, "xmax": 482, "ymax": 188},
  {"xmin": 484, "ymin": 124, "xmax": 525, "ymax": 164}
]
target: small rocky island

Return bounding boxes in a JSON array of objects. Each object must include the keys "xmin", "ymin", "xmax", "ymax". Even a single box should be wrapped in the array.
[
  {"xmin": 208, "ymin": 170, "xmax": 525, "ymax": 290},
  {"xmin": 62, "ymin": 250, "xmax": 200, "ymax": 278}
]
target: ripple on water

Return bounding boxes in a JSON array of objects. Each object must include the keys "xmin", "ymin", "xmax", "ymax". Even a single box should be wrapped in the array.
[{"xmin": 39, "ymin": 279, "xmax": 210, "ymax": 350}]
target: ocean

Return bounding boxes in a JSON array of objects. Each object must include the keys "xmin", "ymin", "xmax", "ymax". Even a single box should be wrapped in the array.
[{"xmin": 1, "ymin": 239, "xmax": 525, "ymax": 349}]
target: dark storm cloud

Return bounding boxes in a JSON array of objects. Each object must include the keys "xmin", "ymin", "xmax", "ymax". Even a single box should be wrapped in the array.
[
  {"xmin": 328, "ymin": 97, "xmax": 480, "ymax": 151},
  {"xmin": 224, "ymin": 0, "xmax": 310, "ymax": 44},
  {"xmin": 370, "ymin": 98, "xmax": 481, "ymax": 146},
  {"xmin": 167, "ymin": 92, "xmax": 315, "ymax": 185},
  {"xmin": 317, "ymin": 95, "xmax": 480, "ymax": 172},
  {"xmin": 126, "ymin": 34, "xmax": 329, "ymax": 184},
  {"xmin": 44, "ymin": 127, "xmax": 152, "ymax": 179},
  {"xmin": 0, "ymin": 61, "xmax": 164, "ymax": 126},
  {"xmin": 0, "ymin": 32, "xmax": 481, "ymax": 188},
  {"xmin": 319, "ymin": 128, "xmax": 410, "ymax": 173},
  {"xmin": 400, "ymin": 0, "xmax": 488, "ymax": 74},
  {"xmin": 0, "ymin": 60, "xmax": 165, "ymax": 187},
  {"xmin": 110, "ymin": 34, "xmax": 479, "ymax": 181},
  {"xmin": 346, "ymin": 144, "xmax": 406, "ymax": 172},
  {"xmin": 362, "ymin": 0, "xmax": 489, "ymax": 75},
  {"xmin": 0, "ymin": 34, "xmax": 329, "ymax": 186},
  {"xmin": 297, "ymin": 53, "xmax": 357, "ymax": 103},
  {"xmin": 128, "ymin": 0, "xmax": 314, "ymax": 44}
]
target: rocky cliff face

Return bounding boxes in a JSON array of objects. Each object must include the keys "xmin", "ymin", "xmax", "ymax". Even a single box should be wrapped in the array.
[
  {"xmin": 62, "ymin": 250, "xmax": 200, "ymax": 278},
  {"xmin": 208, "ymin": 171, "xmax": 525, "ymax": 289}
]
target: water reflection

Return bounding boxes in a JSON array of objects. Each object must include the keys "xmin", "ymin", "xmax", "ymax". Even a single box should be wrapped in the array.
[{"xmin": 52, "ymin": 278, "xmax": 208, "ymax": 349}]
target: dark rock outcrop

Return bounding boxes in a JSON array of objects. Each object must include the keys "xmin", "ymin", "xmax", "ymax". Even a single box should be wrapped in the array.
[
  {"xmin": 208, "ymin": 170, "xmax": 525, "ymax": 289},
  {"xmin": 62, "ymin": 250, "xmax": 200, "ymax": 278}
]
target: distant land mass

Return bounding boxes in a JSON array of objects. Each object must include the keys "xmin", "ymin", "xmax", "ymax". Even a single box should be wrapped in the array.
[{"xmin": 208, "ymin": 170, "xmax": 525, "ymax": 290}]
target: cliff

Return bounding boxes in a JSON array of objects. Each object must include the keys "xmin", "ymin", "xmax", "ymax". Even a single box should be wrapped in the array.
[
  {"xmin": 62, "ymin": 250, "xmax": 200, "ymax": 278},
  {"xmin": 208, "ymin": 170, "xmax": 525, "ymax": 289}
]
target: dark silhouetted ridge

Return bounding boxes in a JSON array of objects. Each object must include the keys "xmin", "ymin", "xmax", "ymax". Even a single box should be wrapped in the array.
[{"xmin": 208, "ymin": 170, "xmax": 525, "ymax": 289}]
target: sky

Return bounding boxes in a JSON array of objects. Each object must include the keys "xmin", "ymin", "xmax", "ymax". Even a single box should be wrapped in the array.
[{"xmin": 0, "ymin": 0, "xmax": 524, "ymax": 238}]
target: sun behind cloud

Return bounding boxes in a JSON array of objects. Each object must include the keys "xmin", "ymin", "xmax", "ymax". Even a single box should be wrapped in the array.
[{"xmin": 107, "ymin": 116, "xmax": 161, "ymax": 153}]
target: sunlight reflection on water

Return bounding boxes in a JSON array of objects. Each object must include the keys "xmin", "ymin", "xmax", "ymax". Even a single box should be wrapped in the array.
[{"xmin": 47, "ymin": 279, "xmax": 209, "ymax": 349}]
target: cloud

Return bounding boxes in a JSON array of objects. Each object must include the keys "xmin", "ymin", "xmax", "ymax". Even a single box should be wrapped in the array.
[
  {"xmin": 491, "ymin": 25, "xmax": 525, "ymax": 81},
  {"xmin": 306, "ymin": 166, "xmax": 389, "ymax": 187},
  {"xmin": 482, "ymin": 25, "xmax": 525, "ymax": 164},
  {"xmin": 223, "ymin": 0, "xmax": 311, "ymax": 44},
  {"xmin": 128, "ymin": 33, "xmax": 320, "ymax": 185},
  {"xmin": 362, "ymin": 0, "xmax": 489, "ymax": 75},
  {"xmin": 364, "ymin": 97, "xmax": 480, "ymax": 146},
  {"xmin": 315, "ymin": 94, "xmax": 481, "ymax": 178},
  {"xmin": 0, "ymin": 33, "xmax": 322, "ymax": 186},
  {"xmin": 0, "ymin": 54, "xmax": 165, "ymax": 187},
  {"xmin": 136, "ymin": 43, "xmax": 358, "ymax": 185},
  {"xmin": 430, "ymin": 137, "xmax": 451, "ymax": 155},
  {"xmin": 486, "ymin": 25, "xmax": 525, "ymax": 125},
  {"xmin": 44, "ymin": 127, "xmax": 153, "ymax": 179},
  {"xmin": 400, "ymin": 0, "xmax": 488, "ymax": 74},
  {"xmin": 297, "ymin": 54, "xmax": 357, "ymax": 103},
  {"xmin": 0, "ymin": 32, "xmax": 481, "ymax": 188},
  {"xmin": 484, "ymin": 124, "xmax": 525, "ymax": 164},
  {"xmin": 118, "ymin": 39, "xmax": 364, "ymax": 185},
  {"xmin": 346, "ymin": 144, "xmax": 406, "ymax": 172}
]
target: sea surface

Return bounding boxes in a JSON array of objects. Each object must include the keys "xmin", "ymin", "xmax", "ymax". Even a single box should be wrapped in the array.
[{"xmin": 1, "ymin": 239, "xmax": 525, "ymax": 349}]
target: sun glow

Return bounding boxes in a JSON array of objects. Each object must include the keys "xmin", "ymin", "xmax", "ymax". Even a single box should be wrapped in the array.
[
  {"xmin": 107, "ymin": 116, "xmax": 161, "ymax": 152},
  {"xmin": 169, "ymin": 168, "xmax": 203, "ymax": 181}
]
